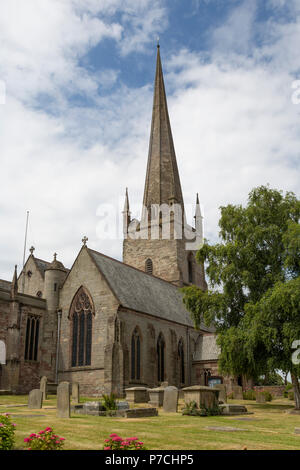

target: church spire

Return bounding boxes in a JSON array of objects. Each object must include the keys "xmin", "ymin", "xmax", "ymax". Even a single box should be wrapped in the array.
[{"xmin": 142, "ymin": 45, "xmax": 184, "ymax": 213}]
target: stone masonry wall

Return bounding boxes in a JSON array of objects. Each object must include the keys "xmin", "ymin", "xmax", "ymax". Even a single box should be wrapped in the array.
[{"xmin": 58, "ymin": 247, "xmax": 120, "ymax": 396}]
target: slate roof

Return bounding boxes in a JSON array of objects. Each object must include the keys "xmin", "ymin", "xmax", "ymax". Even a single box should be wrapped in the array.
[
  {"xmin": 34, "ymin": 258, "xmax": 51, "ymax": 278},
  {"xmin": 88, "ymin": 248, "xmax": 214, "ymax": 332},
  {"xmin": 0, "ymin": 279, "xmax": 11, "ymax": 291}
]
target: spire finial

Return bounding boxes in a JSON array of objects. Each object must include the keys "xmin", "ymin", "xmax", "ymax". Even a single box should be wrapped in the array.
[
  {"xmin": 82, "ymin": 236, "xmax": 88, "ymax": 246},
  {"xmin": 157, "ymin": 36, "xmax": 160, "ymax": 48},
  {"xmin": 29, "ymin": 246, "xmax": 35, "ymax": 255},
  {"xmin": 53, "ymin": 252, "xmax": 57, "ymax": 261}
]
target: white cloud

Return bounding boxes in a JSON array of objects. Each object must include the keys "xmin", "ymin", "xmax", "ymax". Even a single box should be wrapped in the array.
[{"xmin": 1, "ymin": 0, "xmax": 300, "ymax": 283}]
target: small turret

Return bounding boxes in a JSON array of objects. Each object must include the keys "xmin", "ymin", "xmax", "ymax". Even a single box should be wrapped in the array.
[{"xmin": 44, "ymin": 253, "xmax": 67, "ymax": 311}]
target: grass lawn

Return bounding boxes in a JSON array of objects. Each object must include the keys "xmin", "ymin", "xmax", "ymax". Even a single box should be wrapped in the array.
[{"xmin": 0, "ymin": 395, "xmax": 300, "ymax": 450}]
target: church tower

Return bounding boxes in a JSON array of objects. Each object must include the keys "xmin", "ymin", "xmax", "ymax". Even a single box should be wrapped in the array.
[{"xmin": 123, "ymin": 45, "xmax": 206, "ymax": 289}]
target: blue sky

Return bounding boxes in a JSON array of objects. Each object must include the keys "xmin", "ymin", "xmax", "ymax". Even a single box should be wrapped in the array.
[{"xmin": 0, "ymin": 0, "xmax": 300, "ymax": 279}]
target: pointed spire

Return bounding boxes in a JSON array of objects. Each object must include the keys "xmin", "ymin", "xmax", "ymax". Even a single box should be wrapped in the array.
[
  {"xmin": 123, "ymin": 187, "xmax": 130, "ymax": 213},
  {"xmin": 142, "ymin": 46, "xmax": 184, "ymax": 213},
  {"xmin": 11, "ymin": 265, "xmax": 18, "ymax": 300},
  {"xmin": 194, "ymin": 194, "xmax": 203, "ymax": 243},
  {"xmin": 123, "ymin": 187, "xmax": 131, "ymax": 236},
  {"xmin": 194, "ymin": 193, "xmax": 202, "ymax": 221}
]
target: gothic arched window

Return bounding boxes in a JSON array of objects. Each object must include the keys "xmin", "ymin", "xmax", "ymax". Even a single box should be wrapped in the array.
[
  {"xmin": 157, "ymin": 333, "xmax": 165, "ymax": 383},
  {"xmin": 145, "ymin": 258, "xmax": 153, "ymax": 275},
  {"xmin": 131, "ymin": 328, "xmax": 141, "ymax": 380},
  {"xmin": 69, "ymin": 287, "xmax": 94, "ymax": 367},
  {"xmin": 24, "ymin": 316, "xmax": 40, "ymax": 361},
  {"xmin": 178, "ymin": 339, "xmax": 185, "ymax": 385},
  {"xmin": 188, "ymin": 254, "xmax": 194, "ymax": 284}
]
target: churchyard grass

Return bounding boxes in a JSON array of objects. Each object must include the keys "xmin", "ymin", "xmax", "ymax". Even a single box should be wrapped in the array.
[{"xmin": 0, "ymin": 395, "xmax": 300, "ymax": 450}]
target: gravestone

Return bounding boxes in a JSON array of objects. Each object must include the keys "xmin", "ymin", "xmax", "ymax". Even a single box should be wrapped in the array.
[
  {"xmin": 40, "ymin": 376, "xmax": 47, "ymax": 401},
  {"xmin": 220, "ymin": 404, "xmax": 250, "ymax": 415},
  {"xmin": 57, "ymin": 381, "xmax": 70, "ymax": 418},
  {"xmin": 256, "ymin": 392, "xmax": 266, "ymax": 403},
  {"xmin": 117, "ymin": 401, "xmax": 130, "ymax": 411},
  {"xmin": 83, "ymin": 401, "xmax": 105, "ymax": 415},
  {"xmin": 214, "ymin": 384, "xmax": 227, "ymax": 403},
  {"xmin": 125, "ymin": 387, "xmax": 148, "ymax": 403},
  {"xmin": 182, "ymin": 385, "xmax": 219, "ymax": 409},
  {"xmin": 148, "ymin": 387, "xmax": 164, "ymax": 407},
  {"xmin": 71, "ymin": 382, "xmax": 80, "ymax": 403},
  {"xmin": 295, "ymin": 428, "xmax": 300, "ymax": 435},
  {"xmin": 163, "ymin": 386, "xmax": 178, "ymax": 413},
  {"xmin": 28, "ymin": 389, "xmax": 43, "ymax": 409},
  {"xmin": 232, "ymin": 385, "xmax": 243, "ymax": 400}
]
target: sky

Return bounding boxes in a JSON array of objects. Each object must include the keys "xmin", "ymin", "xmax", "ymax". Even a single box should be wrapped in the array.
[{"xmin": 1, "ymin": 0, "xmax": 300, "ymax": 280}]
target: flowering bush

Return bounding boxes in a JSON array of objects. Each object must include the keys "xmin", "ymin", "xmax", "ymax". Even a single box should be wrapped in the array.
[
  {"xmin": 23, "ymin": 427, "xmax": 65, "ymax": 450},
  {"xmin": 0, "ymin": 413, "xmax": 16, "ymax": 450},
  {"xmin": 103, "ymin": 433, "xmax": 146, "ymax": 450}
]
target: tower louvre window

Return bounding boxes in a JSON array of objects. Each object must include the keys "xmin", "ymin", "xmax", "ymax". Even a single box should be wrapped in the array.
[
  {"xmin": 188, "ymin": 255, "xmax": 193, "ymax": 284},
  {"xmin": 70, "ymin": 287, "xmax": 94, "ymax": 368},
  {"xmin": 145, "ymin": 258, "xmax": 153, "ymax": 275}
]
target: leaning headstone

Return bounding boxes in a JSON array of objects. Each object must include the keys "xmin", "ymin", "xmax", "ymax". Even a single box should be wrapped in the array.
[
  {"xmin": 214, "ymin": 384, "xmax": 227, "ymax": 403},
  {"xmin": 71, "ymin": 382, "xmax": 80, "ymax": 403},
  {"xmin": 163, "ymin": 386, "xmax": 178, "ymax": 413},
  {"xmin": 28, "ymin": 389, "xmax": 43, "ymax": 409},
  {"xmin": 295, "ymin": 428, "xmax": 300, "ymax": 434},
  {"xmin": 40, "ymin": 376, "xmax": 47, "ymax": 401},
  {"xmin": 232, "ymin": 385, "xmax": 243, "ymax": 400},
  {"xmin": 57, "ymin": 382, "xmax": 70, "ymax": 418},
  {"xmin": 256, "ymin": 392, "xmax": 266, "ymax": 404}
]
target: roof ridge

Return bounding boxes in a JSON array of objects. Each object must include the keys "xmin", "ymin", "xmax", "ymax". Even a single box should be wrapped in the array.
[{"xmin": 88, "ymin": 247, "xmax": 181, "ymax": 290}]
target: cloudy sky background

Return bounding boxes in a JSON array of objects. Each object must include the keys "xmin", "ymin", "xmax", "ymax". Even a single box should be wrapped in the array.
[{"xmin": 1, "ymin": 0, "xmax": 300, "ymax": 280}]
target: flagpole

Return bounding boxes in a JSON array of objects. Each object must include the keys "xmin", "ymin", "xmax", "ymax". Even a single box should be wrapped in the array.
[{"xmin": 22, "ymin": 211, "xmax": 29, "ymax": 293}]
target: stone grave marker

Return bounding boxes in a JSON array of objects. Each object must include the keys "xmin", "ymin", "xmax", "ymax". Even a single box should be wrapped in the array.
[
  {"xmin": 256, "ymin": 392, "xmax": 266, "ymax": 403},
  {"xmin": 163, "ymin": 386, "xmax": 178, "ymax": 413},
  {"xmin": 232, "ymin": 385, "xmax": 243, "ymax": 400},
  {"xmin": 40, "ymin": 376, "xmax": 47, "ymax": 401},
  {"xmin": 57, "ymin": 382, "xmax": 70, "ymax": 418},
  {"xmin": 213, "ymin": 384, "xmax": 227, "ymax": 403},
  {"xmin": 28, "ymin": 389, "xmax": 43, "ymax": 409}
]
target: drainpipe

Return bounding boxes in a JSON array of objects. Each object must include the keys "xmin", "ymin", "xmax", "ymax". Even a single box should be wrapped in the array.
[{"xmin": 55, "ymin": 310, "xmax": 62, "ymax": 384}]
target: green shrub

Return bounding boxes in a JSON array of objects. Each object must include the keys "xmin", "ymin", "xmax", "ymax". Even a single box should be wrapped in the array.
[
  {"xmin": 0, "ymin": 413, "xmax": 16, "ymax": 450},
  {"xmin": 243, "ymin": 390, "xmax": 256, "ymax": 400},
  {"xmin": 262, "ymin": 391, "xmax": 273, "ymax": 402},
  {"xmin": 102, "ymin": 393, "xmax": 117, "ymax": 411},
  {"xmin": 284, "ymin": 384, "xmax": 293, "ymax": 398}
]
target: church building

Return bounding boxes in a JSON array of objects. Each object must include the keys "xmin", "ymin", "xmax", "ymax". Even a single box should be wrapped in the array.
[{"xmin": 0, "ymin": 46, "xmax": 223, "ymax": 396}]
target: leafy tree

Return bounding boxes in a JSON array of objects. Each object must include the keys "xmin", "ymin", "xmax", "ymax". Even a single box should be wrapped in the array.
[{"xmin": 183, "ymin": 186, "xmax": 300, "ymax": 400}]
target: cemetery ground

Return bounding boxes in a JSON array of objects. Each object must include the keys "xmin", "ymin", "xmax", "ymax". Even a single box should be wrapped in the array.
[{"xmin": 1, "ymin": 394, "xmax": 300, "ymax": 450}]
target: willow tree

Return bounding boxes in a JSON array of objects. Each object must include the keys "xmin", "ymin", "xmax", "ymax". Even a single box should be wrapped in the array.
[{"xmin": 183, "ymin": 186, "xmax": 300, "ymax": 393}]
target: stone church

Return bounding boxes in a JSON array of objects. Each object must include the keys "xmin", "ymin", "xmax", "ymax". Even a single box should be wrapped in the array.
[{"xmin": 0, "ymin": 46, "xmax": 223, "ymax": 396}]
